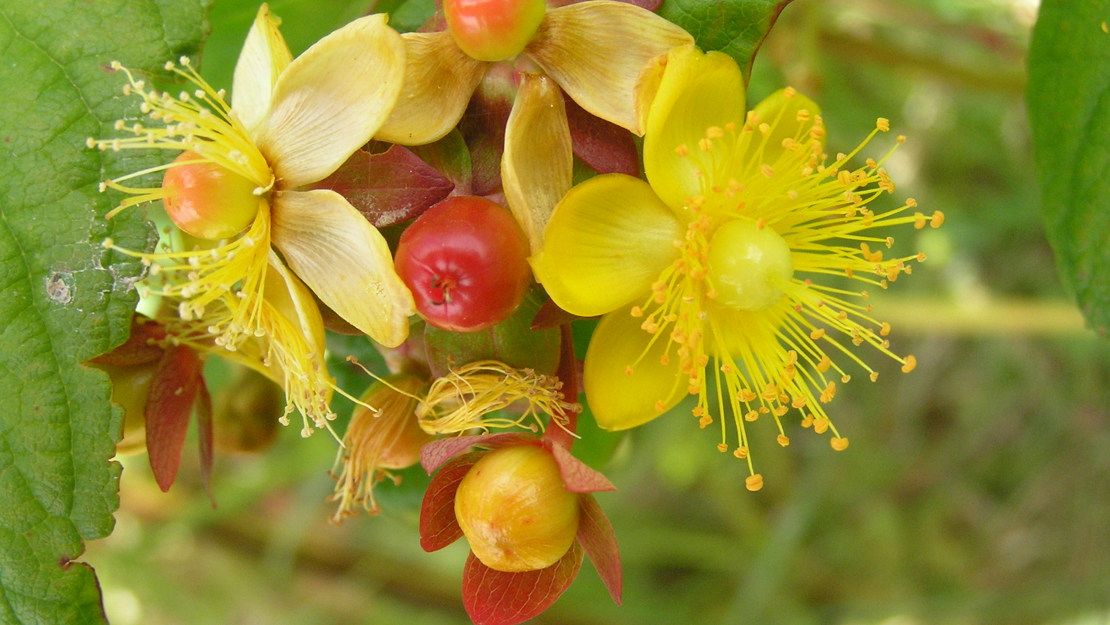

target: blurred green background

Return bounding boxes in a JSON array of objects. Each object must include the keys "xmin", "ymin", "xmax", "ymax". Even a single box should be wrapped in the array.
[{"xmin": 85, "ymin": 0, "xmax": 1110, "ymax": 624}]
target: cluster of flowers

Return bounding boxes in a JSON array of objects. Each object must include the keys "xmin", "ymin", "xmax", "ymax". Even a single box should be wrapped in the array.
[{"xmin": 89, "ymin": 1, "xmax": 942, "ymax": 622}]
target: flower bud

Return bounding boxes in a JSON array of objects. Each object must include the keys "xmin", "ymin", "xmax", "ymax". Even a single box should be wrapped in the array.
[
  {"xmin": 162, "ymin": 150, "xmax": 260, "ymax": 240},
  {"xmin": 454, "ymin": 444, "xmax": 579, "ymax": 572}
]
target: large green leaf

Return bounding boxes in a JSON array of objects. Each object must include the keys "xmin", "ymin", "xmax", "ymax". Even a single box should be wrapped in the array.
[
  {"xmin": 1028, "ymin": 0, "xmax": 1110, "ymax": 337},
  {"xmin": 0, "ymin": 1, "xmax": 207, "ymax": 623},
  {"xmin": 657, "ymin": 0, "xmax": 792, "ymax": 79}
]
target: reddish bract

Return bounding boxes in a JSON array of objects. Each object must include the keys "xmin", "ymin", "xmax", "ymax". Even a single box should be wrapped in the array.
[{"xmin": 395, "ymin": 196, "xmax": 531, "ymax": 333}]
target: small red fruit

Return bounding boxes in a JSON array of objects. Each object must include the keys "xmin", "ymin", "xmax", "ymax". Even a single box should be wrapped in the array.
[
  {"xmin": 444, "ymin": 0, "xmax": 546, "ymax": 62},
  {"xmin": 395, "ymin": 196, "xmax": 531, "ymax": 332}
]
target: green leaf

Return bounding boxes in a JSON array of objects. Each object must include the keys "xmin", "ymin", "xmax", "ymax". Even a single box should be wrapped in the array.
[
  {"xmin": 0, "ymin": 1, "xmax": 207, "ymax": 623},
  {"xmin": 1028, "ymin": 1, "xmax": 1110, "ymax": 337},
  {"xmin": 657, "ymin": 0, "xmax": 792, "ymax": 79}
]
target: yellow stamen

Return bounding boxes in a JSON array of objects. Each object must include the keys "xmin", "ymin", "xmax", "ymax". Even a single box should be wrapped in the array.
[{"xmin": 416, "ymin": 360, "xmax": 579, "ymax": 435}]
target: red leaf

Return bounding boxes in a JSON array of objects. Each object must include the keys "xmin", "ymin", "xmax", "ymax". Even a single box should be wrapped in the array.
[
  {"xmin": 196, "ymin": 376, "xmax": 215, "ymax": 508},
  {"xmin": 529, "ymin": 297, "xmax": 582, "ymax": 331},
  {"xmin": 145, "ymin": 345, "xmax": 202, "ymax": 492},
  {"xmin": 420, "ymin": 451, "xmax": 484, "ymax": 552},
  {"xmin": 89, "ymin": 315, "xmax": 166, "ymax": 366},
  {"xmin": 313, "ymin": 145, "xmax": 454, "ymax": 227},
  {"xmin": 420, "ymin": 432, "xmax": 539, "ymax": 474},
  {"xmin": 577, "ymin": 494, "xmax": 622, "ymax": 605},
  {"xmin": 564, "ymin": 93, "xmax": 640, "ymax": 178},
  {"xmin": 545, "ymin": 441, "xmax": 616, "ymax": 493},
  {"xmin": 408, "ymin": 130, "xmax": 474, "ymax": 196},
  {"xmin": 462, "ymin": 542, "xmax": 584, "ymax": 625}
]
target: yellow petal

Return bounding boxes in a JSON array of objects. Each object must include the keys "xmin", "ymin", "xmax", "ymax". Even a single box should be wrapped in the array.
[
  {"xmin": 232, "ymin": 3, "xmax": 293, "ymax": 134},
  {"xmin": 643, "ymin": 46, "xmax": 746, "ymax": 210},
  {"xmin": 584, "ymin": 307, "xmax": 685, "ymax": 430},
  {"xmin": 264, "ymin": 250, "xmax": 327, "ymax": 359},
  {"xmin": 525, "ymin": 1, "xmax": 693, "ymax": 135},
  {"xmin": 375, "ymin": 31, "xmax": 488, "ymax": 145},
  {"xmin": 270, "ymin": 189, "xmax": 414, "ymax": 348},
  {"xmin": 751, "ymin": 88, "xmax": 824, "ymax": 163},
  {"xmin": 255, "ymin": 14, "xmax": 405, "ymax": 189},
  {"xmin": 530, "ymin": 173, "xmax": 681, "ymax": 317},
  {"xmin": 219, "ymin": 253, "xmax": 327, "ymax": 387},
  {"xmin": 502, "ymin": 73, "xmax": 573, "ymax": 255}
]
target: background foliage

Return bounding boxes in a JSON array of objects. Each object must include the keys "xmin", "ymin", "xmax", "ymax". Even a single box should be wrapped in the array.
[{"xmin": 3, "ymin": 0, "xmax": 1107, "ymax": 624}]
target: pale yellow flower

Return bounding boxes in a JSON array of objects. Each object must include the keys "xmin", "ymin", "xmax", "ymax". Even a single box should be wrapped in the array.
[
  {"xmin": 93, "ymin": 6, "xmax": 414, "ymax": 352},
  {"xmin": 91, "ymin": 7, "xmax": 416, "ymax": 433}
]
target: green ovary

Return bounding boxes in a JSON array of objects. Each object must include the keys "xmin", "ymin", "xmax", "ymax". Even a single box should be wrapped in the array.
[{"xmin": 707, "ymin": 220, "xmax": 793, "ymax": 310}]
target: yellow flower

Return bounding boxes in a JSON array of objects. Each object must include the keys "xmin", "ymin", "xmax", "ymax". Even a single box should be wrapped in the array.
[
  {"xmin": 91, "ymin": 6, "xmax": 414, "ymax": 352},
  {"xmin": 374, "ymin": 0, "xmax": 693, "ymax": 252},
  {"xmin": 531, "ymin": 46, "xmax": 945, "ymax": 490}
]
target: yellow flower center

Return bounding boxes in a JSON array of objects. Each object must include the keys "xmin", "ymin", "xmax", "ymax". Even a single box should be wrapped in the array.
[{"xmin": 707, "ymin": 219, "xmax": 793, "ymax": 310}]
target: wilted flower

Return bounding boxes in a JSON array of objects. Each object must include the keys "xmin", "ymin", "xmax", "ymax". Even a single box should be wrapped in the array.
[
  {"xmin": 532, "ymin": 45, "xmax": 945, "ymax": 490},
  {"xmin": 330, "ymin": 373, "xmax": 433, "ymax": 521},
  {"xmin": 415, "ymin": 360, "xmax": 577, "ymax": 435}
]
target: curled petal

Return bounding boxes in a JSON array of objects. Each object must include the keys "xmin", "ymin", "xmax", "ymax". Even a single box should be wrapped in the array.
[
  {"xmin": 270, "ymin": 189, "xmax": 414, "ymax": 348},
  {"xmin": 526, "ymin": 1, "xmax": 693, "ymax": 135},
  {"xmin": 583, "ymin": 307, "xmax": 685, "ymax": 430},
  {"xmin": 502, "ymin": 73, "xmax": 573, "ymax": 255},
  {"xmin": 232, "ymin": 3, "xmax": 293, "ymax": 134},
  {"xmin": 530, "ymin": 174, "xmax": 681, "ymax": 317},
  {"xmin": 255, "ymin": 14, "xmax": 405, "ymax": 188},
  {"xmin": 643, "ymin": 46, "xmax": 746, "ymax": 211},
  {"xmin": 264, "ymin": 251, "xmax": 327, "ymax": 360},
  {"xmin": 376, "ymin": 31, "xmax": 488, "ymax": 145}
]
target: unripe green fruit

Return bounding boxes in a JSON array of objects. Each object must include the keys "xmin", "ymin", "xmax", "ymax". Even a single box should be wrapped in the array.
[
  {"xmin": 707, "ymin": 220, "xmax": 794, "ymax": 310},
  {"xmin": 213, "ymin": 366, "xmax": 282, "ymax": 453},
  {"xmin": 455, "ymin": 445, "xmax": 579, "ymax": 572},
  {"xmin": 98, "ymin": 363, "xmax": 156, "ymax": 455},
  {"xmin": 444, "ymin": 0, "xmax": 546, "ymax": 62},
  {"xmin": 162, "ymin": 150, "xmax": 259, "ymax": 240}
]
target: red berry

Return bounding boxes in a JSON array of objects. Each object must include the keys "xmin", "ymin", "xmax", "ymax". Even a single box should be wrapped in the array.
[
  {"xmin": 444, "ymin": 0, "xmax": 546, "ymax": 62},
  {"xmin": 395, "ymin": 196, "xmax": 531, "ymax": 332}
]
